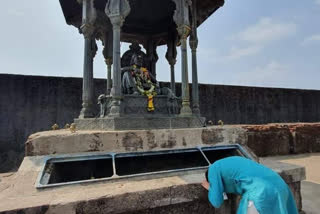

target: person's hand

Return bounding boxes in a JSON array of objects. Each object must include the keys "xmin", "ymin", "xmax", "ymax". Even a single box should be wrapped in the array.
[{"xmin": 201, "ymin": 180, "xmax": 209, "ymax": 190}]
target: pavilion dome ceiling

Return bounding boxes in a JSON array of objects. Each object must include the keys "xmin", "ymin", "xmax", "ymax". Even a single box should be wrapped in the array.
[
  {"xmin": 59, "ymin": 0, "xmax": 224, "ymax": 44},
  {"xmin": 121, "ymin": 0, "xmax": 176, "ymax": 35}
]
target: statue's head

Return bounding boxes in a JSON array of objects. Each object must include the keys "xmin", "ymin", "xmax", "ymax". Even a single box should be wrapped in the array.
[{"xmin": 130, "ymin": 53, "xmax": 144, "ymax": 67}]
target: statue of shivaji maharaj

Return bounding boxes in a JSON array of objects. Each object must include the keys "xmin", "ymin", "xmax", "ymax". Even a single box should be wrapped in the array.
[
  {"xmin": 98, "ymin": 44, "xmax": 179, "ymax": 117},
  {"xmin": 122, "ymin": 53, "xmax": 159, "ymax": 111},
  {"xmin": 122, "ymin": 53, "xmax": 158, "ymax": 94}
]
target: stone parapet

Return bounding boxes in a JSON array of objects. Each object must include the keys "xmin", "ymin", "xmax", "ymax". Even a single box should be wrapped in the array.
[
  {"xmin": 25, "ymin": 127, "xmax": 243, "ymax": 156},
  {"xmin": 244, "ymin": 123, "xmax": 320, "ymax": 156},
  {"xmin": 261, "ymin": 159, "xmax": 306, "ymax": 212},
  {"xmin": 25, "ymin": 123, "xmax": 320, "ymax": 157}
]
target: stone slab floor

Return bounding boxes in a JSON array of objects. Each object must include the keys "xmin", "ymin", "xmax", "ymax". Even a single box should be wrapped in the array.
[{"xmin": 263, "ymin": 153, "xmax": 320, "ymax": 214}]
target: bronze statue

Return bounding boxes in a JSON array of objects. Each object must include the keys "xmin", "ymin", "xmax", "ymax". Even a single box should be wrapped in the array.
[
  {"xmin": 121, "ymin": 53, "xmax": 178, "ymax": 113},
  {"xmin": 122, "ymin": 53, "xmax": 159, "ymax": 111},
  {"xmin": 97, "ymin": 45, "xmax": 180, "ymax": 117},
  {"xmin": 122, "ymin": 53, "xmax": 158, "ymax": 95}
]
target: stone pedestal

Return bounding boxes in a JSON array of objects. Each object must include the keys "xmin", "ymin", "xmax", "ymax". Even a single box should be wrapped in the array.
[
  {"xmin": 74, "ymin": 116, "xmax": 205, "ymax": 131},
  {"xmin": 93, "ymin": 94, "xmax": 204, "ymax": 130},
  {"xmin": 0, "ymin": 155, "xmax": 305, "ymax": 214}
]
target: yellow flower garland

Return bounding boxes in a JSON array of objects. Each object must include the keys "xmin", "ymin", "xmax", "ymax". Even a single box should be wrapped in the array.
[{"xmin": 134, "ymin": 66, "xmax": 156, "ymax": 112}]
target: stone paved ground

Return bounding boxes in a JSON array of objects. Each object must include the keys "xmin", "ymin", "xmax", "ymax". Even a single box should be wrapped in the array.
[
  {"xmin": 0, "ymin": 154, "xmax": 318, "ymax": 213},
  {"xmin": 265, "ymin": 153, "xmax": 320, "ymax": 214}
]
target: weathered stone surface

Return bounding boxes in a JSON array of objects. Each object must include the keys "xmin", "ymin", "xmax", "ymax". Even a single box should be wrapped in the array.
[
  {"xmin": 261, "ymin": 159, "xmax": 306, "ymax": 183},
  {"xmin": 244, "ymin": 124, "xmax": 292, "ymax": 156},
  {"xmin": 0, "ymin": 156, "xmax": 305, "ymax": 214},
  {"xmin": 25, "ymin": 126, "xmax": 249, "ymax": 156},
  {"xmin": 0, "ymin": 74, "xmax": 105, "ymax": 172},
  {"xmin": 301, "ymin": 181, "xmax": 320, "ymax": 214},
  {"xmin": 201, "ymin": 128, "xmax": 224, "ymax": 144},
  {"xmin": 0, "ymin": 150, "xmax": 24, "ymax": 172},
  {"xmin": 256, "ymin": 154, "xmax": 320, "ymax": 214},
  {"xmin": 239, "ymin": 123, "xmax": 320, "ymax": 157},
  {"xmin": 261, "ymin": 159, "xmax": 306, "ymax": 212},
  {"xmin": 288, "ymin": 123, "xmax": 320, "ymax": 154},
  {"xmin": 24, "ymin": 123, "xmax": 320, "ymax": 157},
  {"xmin": 74, "ymin": 116, "xmax": 206, "ymax": 130},
  {"xmin": 289, "ymin": 182, "xmax": 303, "ymax": 212}
]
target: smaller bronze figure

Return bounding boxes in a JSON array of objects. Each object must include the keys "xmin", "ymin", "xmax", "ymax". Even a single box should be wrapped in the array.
[{"xmin": 98, "ymin": 94, "xmax": 110, "ymax": 117}]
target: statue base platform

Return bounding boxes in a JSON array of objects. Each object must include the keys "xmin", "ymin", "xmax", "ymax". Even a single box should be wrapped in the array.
[
  {"xmin": 0, "ymin": 155, "xmax": 305, "ymax": 213},
  {"xmin": 74, "ymin": 116, "xmax": 206, "ymax": 130}
]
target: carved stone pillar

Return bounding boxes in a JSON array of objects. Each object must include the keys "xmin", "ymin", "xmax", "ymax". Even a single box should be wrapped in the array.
[
  {"xmin": 166, "ymin": 35, "xmax": 177, "ymax": 95},
  {"xmin": 146, "ymin": 39, "xmax": 159, "ymax": 79},
  {"xmin": 78, "ymin": 0, "xmax": 97, "ymax": 118},
  {"xmin": 173, "ymin": 0, "xmax": 192, "ymax": 116},
  {"xmin": 179, "ymin": 26, "xmax": 192, "ymax": 116},
  {"xmin": 102, "ymin": 30, "xmax": 113, "ymax": 95},
  {"xmin": 105, "ymin": 0, "xmax": 130, "ymax": 117},
  {"xmin": 190, "ymin": 0, "xmax": 200, "ymax": 116},
  {"xmin": 105, "ymin": 58, "xmax": 112, "ymax": 95}
]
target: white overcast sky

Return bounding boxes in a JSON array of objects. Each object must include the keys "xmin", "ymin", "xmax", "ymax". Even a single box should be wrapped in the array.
[{"xmin": 0, "ymin": 0, "xmax": 320, "ymax": 89}]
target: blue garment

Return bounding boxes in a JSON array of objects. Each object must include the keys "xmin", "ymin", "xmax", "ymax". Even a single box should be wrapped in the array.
[{"xmin": 207, "ymin": 156, "xmax": 298, "ymax": 214}]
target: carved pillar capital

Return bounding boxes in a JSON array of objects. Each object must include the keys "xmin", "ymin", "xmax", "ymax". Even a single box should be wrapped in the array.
[
  {"xmin": 172, "ymin": 0, "xmax": 191, "ymax": 25},
  {"xmin": 79, "ymin": 0, "xmax": 97, "ymax": 38},
  {"xmin": 105, "ymin": 0, "xmax": 131, "ymax": 28},
  {"xmin": 81, "ymin": 25, "xmax": 96, "ymax": 39},
  {"xmin": 172, "ymin": 0, "xmax": 191, "ymax": 37},
  {"xmin": 177, "ymin": 25, "xmax": 191, "ymax": 40},
  {"xmin": 189, "ymin": 0, "xmax": 198, "ymax": 51},
  {"xmin": 173, "ymin": 0, "xmax": 192, "ymax": 52}
]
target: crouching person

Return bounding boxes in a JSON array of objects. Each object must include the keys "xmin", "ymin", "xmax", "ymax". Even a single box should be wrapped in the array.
[{"xmin": 201, "ymin": 156, "xmax": 299, "ymax": 214}]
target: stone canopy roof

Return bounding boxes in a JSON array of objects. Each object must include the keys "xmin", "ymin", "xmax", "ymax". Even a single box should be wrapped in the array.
[{"xmin": 59, "ymin": 0, "xmax": 224, "ymax": 45}]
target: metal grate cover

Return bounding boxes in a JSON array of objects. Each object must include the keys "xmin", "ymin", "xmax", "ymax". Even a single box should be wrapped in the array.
[{"xmin": 36, "ymin": 144, "xmax": 253, "ymax": 188}]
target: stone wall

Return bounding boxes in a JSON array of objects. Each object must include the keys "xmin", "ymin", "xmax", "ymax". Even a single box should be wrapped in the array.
[
  {"xmin": 0, "ymin": 74, "xmax": 105, "ymax": 172},
  {"xmin": 25, "ymin": 123, "xmax": 320, "ymax": 158},
  {"xmin": 195, "ymin": 84, "xmax": 320, "ymax": 125},
  {"xmin": 1, "ymin": 74, "xmax": 320, "ymax": 172}
]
